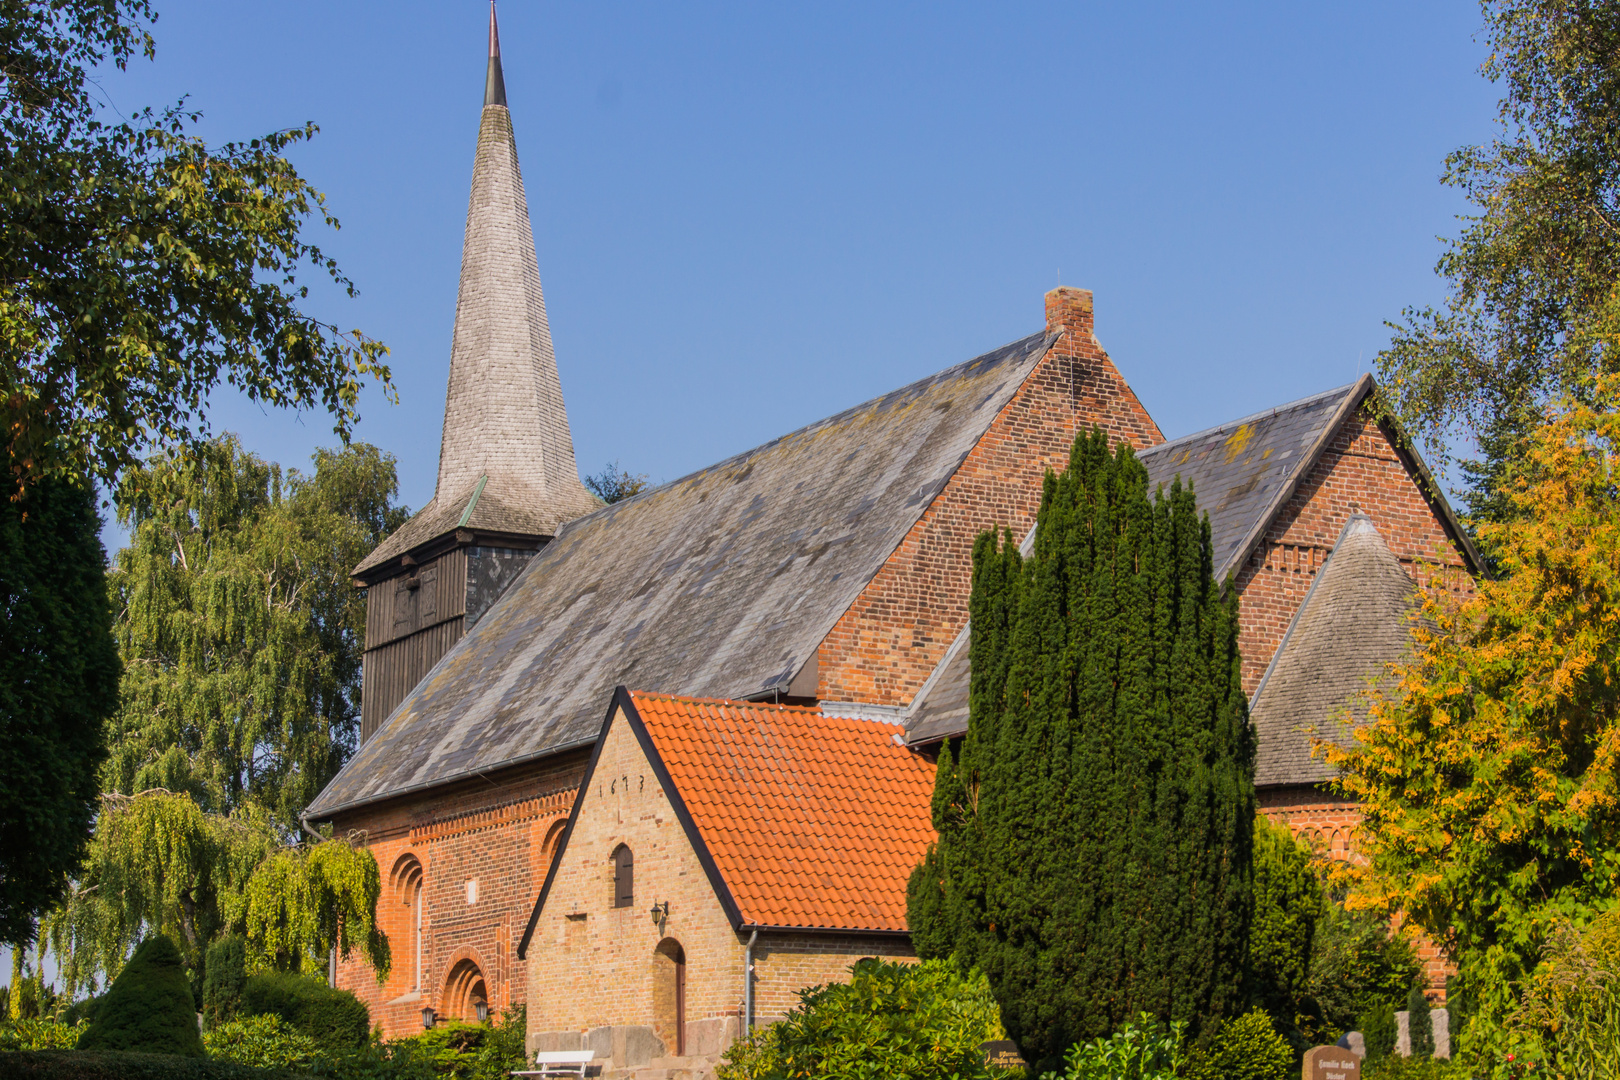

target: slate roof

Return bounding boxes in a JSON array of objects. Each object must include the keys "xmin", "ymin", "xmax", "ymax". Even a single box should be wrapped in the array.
[
  {"xmin": 1136, "ymin": 377, "xmax": 1367, "ymax": 586},
  {"xmin": 1251, "ymin": 515, "xmax": 1418, "ymax": 787},
  {"xmin": 308, "ymin": 330, "xmax": 1058, "ymax": 818},
  {"xmin": 627, "ymin": 691, "xmax": 934, "ymax": 932},
  {"xmin": 356, "ymin": 71, "xmax": 595, "ymax": 577},
  {"xmin": 904, "ymin": 375, "xmax": 1473, "ymax": 747}
]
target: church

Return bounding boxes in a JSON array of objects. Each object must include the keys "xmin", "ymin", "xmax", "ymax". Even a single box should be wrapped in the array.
[{"xmin": 302, "ymin": 9, "xmax": 1484, "ymax": 1073}]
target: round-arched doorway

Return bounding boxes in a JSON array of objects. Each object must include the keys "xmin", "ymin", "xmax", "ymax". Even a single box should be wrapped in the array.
[
  {"xmin": 652, "ymin": 938, "xmax": 686, "ymax": 1056},
  {"xmin": 442, "ymin": 958, "xmax": 488, "ymax": 1023}
]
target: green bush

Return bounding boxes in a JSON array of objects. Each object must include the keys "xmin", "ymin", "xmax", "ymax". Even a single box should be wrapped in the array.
[
  {"xmin": 1363, "ymin": 1055, "xmax": 1470, "ymax": 1080},
  {"xmin": 204, "ymin": 936, "xmax": 249, "ymax": 1029},
  {"xmin": 1360, "ymin": 1003, "xmax": 1397, "ymax": 1064},
  {"xmin": 0, "ymin": 1019, "xmax": 84, "ymax": 1050},
  {"xmin": 1307, "ymin": 897, "xmax": 1423, "ymax": 1037},
  {"xmin": 59, "ymin": 995, "xmax": 102, "ymax": 1026},
  {"xmin": 716, "ymin": 958, "xmax": 1015, "ymax": 1080},
  {"xmin": 77, "ymin": 934, "xmax": 204, "ymax": 1057},
  {"xmin": 203, "ymin": 1014, "xmax": 318, "ymax": 1071},
  {"xmin": 385, "ymin": 1007, "xmax": 528, "ymax": 1080},
  {"xmin": 241, "ymin": 972, "xmax": 369, "ymax": 1049},
  {"xmin": 1406, "ymin": 985, "xmax": 1434, "ymax": 1059},
  {"xmin": 1182, "ymin": 1009, "xmax": 1293, "ymax": 1080},
  {"xmin": 0, "ymin": 1050, "xmax": 294, "ymax": 1079},
  {"xmin": 1249, "ymin": 818, "xmax": 1322, "ymax": 1014},
  {"xmin": 1042, "ymin": 1015, "xmax": 1184, "ymax": 1080}
]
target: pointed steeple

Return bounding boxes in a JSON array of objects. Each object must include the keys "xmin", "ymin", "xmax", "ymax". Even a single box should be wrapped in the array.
[
  {"xmin": 354, "ymin": 9, "xmax": 596, "ymax": 577},
  {"xmin": 485, "ymin": 2, "xmax": 507, "ymax": 107}
]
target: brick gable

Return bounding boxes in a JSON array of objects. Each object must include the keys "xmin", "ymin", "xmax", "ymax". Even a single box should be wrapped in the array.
[{"xmin": 816, "ymin": 288, "xmax": 1163, "ymax": 706}]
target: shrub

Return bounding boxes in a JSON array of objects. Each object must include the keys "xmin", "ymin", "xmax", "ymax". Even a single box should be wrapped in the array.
[
  {"xmin": 1182, "ymin": 1009, "xmax": 1293, "ymax": 1080},
  {"xmin": 0, "ymin": 1050, "xmax": 294, "ymax": 1079},
  {"xmin": 1360, "ymin": 1003, "xmax": 1397, "ymax": 1064},
  {"xmin": 59, "ymin": 995, "xmax": 102, "ymax": 1026},
  {"xmin": 1363, "ymin": 1056, "xmax": 1470, "ymax": 1080},
  {"xmin": 204, "ymin": 936, "xmax": 249, "ymax": 1029},
  {"xmin": 386, "ymin": 1007, "xmax": 528, "ymax": 1080},
  {"xmin": 1307, "ymin": 897, "xmax": 1423, "ymax": 1037},
  {"xmin": 0, "ymin": 1019, "xmax": 84, "ymax": 1050},
  {"xmin": 1509, "ymin": 910, "xmax": 1620, "ymax": 1079},
  {"xmin": 76, "ymin": 934, "xmax": 204, "ymax": 1057},
  {"xmin": 1042, "ymin": 1015, "xmax": 1184, "ymax": 1080},
  {"xmin": 203, "ymin": 1014, "xmax": 317, "ymax": 1071},
  {"xmin": 716, "ymin": 958, "xmax": 1014, "ymax": 1080},
  {"xmin": 1406, "ymin": 985, "xmax": 1434, "ymax": 1059},
  {"xmin": 241, "ymin": 972, "xmax": 368, "ymax": 1049},
  {"xmin": 1249, "ymin": 818, "xmax": 1322, "ymax": 1014}
]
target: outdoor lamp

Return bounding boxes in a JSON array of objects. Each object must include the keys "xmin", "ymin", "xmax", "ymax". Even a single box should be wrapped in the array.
[
  {"xmin": 421, "ymin": 1007, "xmax": 436, "ymax": 1030},
  {"xmin": 475, "ymin": 999, "xmax": 489, "ymax": 1024},
  {"xmin": 650, "ymin": 900, "xmax": 670, "ymax": 927}
]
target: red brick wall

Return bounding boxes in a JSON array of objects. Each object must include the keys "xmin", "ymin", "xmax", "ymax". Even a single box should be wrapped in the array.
[
  {"xmin": 1233, "ymin": 410, "xmax": 1474, "ymax": 695},
  {"xmin": 751, "ymin": 934, "xmax": 916, "ymax": 1023},
  {"xmin": 329, "ymin": 752, "xmax": 587, "ymax": 1038},
  {"xmin": 816, "ymin": 288, "xmax": 1164, "ymax": 706}
]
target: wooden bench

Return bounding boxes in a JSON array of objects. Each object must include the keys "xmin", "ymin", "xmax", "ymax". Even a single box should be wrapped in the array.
[{"xmin": 511, "ymin": 1049, "xmax": 596, "ymax": 1078}]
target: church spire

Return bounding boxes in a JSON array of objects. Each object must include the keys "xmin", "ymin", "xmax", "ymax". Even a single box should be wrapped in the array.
[
  {"xmin": 485, "ymin": 2, "xmax": 506, "ymax": 107},
  {"xmin": 431, "ymin": 5, "xmax": 596, "ymax": 532}
]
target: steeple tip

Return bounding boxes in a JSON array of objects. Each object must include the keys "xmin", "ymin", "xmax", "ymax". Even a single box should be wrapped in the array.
[{"xmin": 484, "ymin": 1, "xmax": 507, "ymax": 107}]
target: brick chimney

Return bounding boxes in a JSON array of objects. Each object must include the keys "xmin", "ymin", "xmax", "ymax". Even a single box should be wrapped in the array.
[{"xmin": 1041, "ymin": 286, "xmax": 1163, "ymax": 450}]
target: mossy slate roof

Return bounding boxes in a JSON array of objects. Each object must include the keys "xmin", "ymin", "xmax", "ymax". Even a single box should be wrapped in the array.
[
  {"xmin": 308, "ymin": 330, "xmax": 1057, "ymax": 818},
  {"xmin": 1250, "ymin": 514, "xmax": 1418, "ymax": 787}
]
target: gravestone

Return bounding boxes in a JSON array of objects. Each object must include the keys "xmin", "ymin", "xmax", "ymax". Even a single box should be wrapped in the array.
[
  {"xmin": 980, "ymin": 1040, "xmax": 1027, "ymax": 1071},
  {"xmin": 1304, "ymin": 1045, "xmax": 1362, "ymax": 1080}
]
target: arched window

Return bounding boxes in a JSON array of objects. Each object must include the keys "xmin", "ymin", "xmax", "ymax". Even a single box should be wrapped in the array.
[
  {"xmin": 391, "ymin": 853, "xmax": 425, "ymax": 991},
  {"xmin": 612, "ymin": 844, "xmax": 634, "ymax": 908}
]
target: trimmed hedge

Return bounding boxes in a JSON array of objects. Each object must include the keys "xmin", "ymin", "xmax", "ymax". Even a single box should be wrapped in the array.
[
  {"xmin": 241, "ymin": 972, "xmax": 369, "ymax": 1048},
  {"xmin": 0, "ymin": 1050, "xmax": 295, "ymax": 1080},
  {"xmin": 77, "ymin": 935, "xmax": 204, "ymax": 1057}
]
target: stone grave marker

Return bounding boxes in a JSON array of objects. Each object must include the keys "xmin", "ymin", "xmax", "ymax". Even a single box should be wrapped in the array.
[
  {"xmin": 980, "ymin": 1040, "xmax": 1027, "ymax": 1071},
  {"xmin": 1304, "ymin": 1044, "xmax": 1361, "ymax": 1080}
]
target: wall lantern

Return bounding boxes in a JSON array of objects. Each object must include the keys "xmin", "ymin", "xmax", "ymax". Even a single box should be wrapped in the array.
[
  {"xmin": 475, "ymin": 999, "xmax": 490, "ymax": 1024},
  {"xmin": 650, "ymin": 900, "xmax": 670, "ymax": 928},
  {"xmin": 421, "ymin": 1007, "xmax": 437, "ymax": 1030}
]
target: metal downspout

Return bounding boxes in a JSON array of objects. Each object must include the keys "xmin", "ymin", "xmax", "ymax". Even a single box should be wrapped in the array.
[{"xmin": 743, "ymin": 929, "xmax": 759, "ymax": 1034}]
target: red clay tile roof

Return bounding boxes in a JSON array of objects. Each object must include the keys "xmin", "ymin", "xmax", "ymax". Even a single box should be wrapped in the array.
[{"xmin": 629, "ymin": 691, "xmax": 936, "ymax": 933}]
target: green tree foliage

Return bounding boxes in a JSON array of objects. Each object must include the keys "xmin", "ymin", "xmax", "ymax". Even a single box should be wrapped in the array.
[
  {"xmin": 1376, "ymin": 1, "xmax": 1620, "ymax": 520},
  {"xmin": 582, "ymin": 460, "xmax": 649, "ymax": 504},
  {"xmin": 0, "ymin": 1, "xmax": 391, "ymax": 489},
  {"xmin": 0, "ymin": 465, "xmax": 121, "ymax": 946},
  {"xmin": 1509, "ymin": 908, "xmax": 1620, "ymax": 1080},
  {"xmin": 1408, "ymin": 985, "xmax": 1435, "ymax": 1060},
  {"xmin": 715, "ymin": 959, "xmax": 1015, "ymax": 1080},
  {"xmin": 1042, "ymin": 1016, "xmax": 1187, "ymax": 1080},
  {"xmin": 103, "ymin": 436, "xmax": 407, "ymax": 829},
  {"xmin": 1248, "ymin": 816, "xmax": 1322, "ymax": 1021},
  {"xmin": 201, "ymin": 935, "xmax": 246, "ymax": 1029},
  {"xmin": 908, "ymin": 431, "xmax": 1255, "ymax": 1058},
  {"xmin": 201, "ymin": 1012, "xmax": 317, "ymax": 1071},
  {"xmin": 1182, "ymin": 1009, "xmax": 1294, "ymax": 1080},
  {"xmin": 1306, "ymin": 896, "xmax": 1423, "ymax": 1039},
  {"xmin": 1327, "ymin": 371, "xmax": 1620, "ymax": 1049},
  {"xmin": 42, "ymin": 790, "xmax": 388, "ymax": 995},
  {"xmin": 76, "ymin": 934, "xmax": 203, "ymax": 1057},
  {"xmin": 239, "ymin": 971, "xmax": 368, "ymax": 1048},
  {"xmin": 1362, "ymin": 1003, "xmax": 1398, "ymax": 1064}
]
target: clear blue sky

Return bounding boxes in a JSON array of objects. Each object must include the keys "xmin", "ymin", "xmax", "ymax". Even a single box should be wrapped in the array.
[{"xmin": 98, "ymin": 0, "xmax": 1497, "ymax": 518}]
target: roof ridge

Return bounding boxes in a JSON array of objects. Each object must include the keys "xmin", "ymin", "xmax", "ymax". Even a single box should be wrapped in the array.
[
  {"xmin": 1139, "ymin": 379, "xmax": 1362, "ymax": 457},
  {"xmin": 557, "ymin": 329, "xmax": 1059, "ymax": 526}
]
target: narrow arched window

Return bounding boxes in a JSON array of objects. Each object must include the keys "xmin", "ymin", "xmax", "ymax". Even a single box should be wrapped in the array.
[{"xmin": 612, "ymin": 844, "xmax": 634, "ymax": 908}]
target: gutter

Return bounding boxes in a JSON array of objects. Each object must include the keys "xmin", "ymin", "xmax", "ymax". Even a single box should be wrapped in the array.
[{"xmin": 743, "ymin": 929, "xmax": 758, "ymax": 1034}]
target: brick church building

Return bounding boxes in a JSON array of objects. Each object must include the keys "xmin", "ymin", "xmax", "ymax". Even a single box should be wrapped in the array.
[{"xmin": 303, "ymin": 8, "xmax": 1484, "ymax": 1073}]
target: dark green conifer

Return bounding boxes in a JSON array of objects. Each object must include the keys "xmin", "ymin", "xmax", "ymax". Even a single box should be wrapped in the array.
[
  {"xmin": 77, "ymin": 934, "xmax": 204, "ymax": 1056},
  {"xmin": 909, "ymin": 430, "xmax": 1256, "ymax": 1061},
  {"xmin": 1407, "ymin": 983, "xmax": 1434, "ymax": 1059}
]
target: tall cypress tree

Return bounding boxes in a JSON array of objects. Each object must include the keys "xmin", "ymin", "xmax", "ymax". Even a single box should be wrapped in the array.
[{"xmin": 908, "ymin": 430, "xmax": 1255, "ymax": 1060}]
